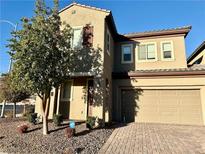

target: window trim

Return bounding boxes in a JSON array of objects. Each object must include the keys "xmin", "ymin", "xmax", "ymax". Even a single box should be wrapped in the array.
[
  {"xmin": 61, "ymin": 79, "xmax": 74, "ymax": 101},
  {"xmin": 137, "ymin": 42, "xmax": 158, "ymax": 62},
  {"xmin": 160, "ymin": 41, "xmax": 175, "ymax": 61},
  {"xmin": 121, "ymin": 44, "xmax": 133, "ymax": 64},
  {"xmin": 71, "ymin": 26, "xmax": 83, "ymax": 49},
  {"xmin": 106, "ymin": 28, "xmax": 111, "ymax": 56}
]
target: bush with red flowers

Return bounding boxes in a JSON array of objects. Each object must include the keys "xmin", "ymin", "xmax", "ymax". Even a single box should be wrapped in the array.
[{"xmin": 17, "ymin": 124, "xmax": 29, "ymax": 134}]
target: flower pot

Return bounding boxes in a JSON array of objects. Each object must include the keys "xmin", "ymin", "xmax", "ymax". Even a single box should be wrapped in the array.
[{"xmin": 65, "ymin": 127, "xmax": 75, "ymax": 138}]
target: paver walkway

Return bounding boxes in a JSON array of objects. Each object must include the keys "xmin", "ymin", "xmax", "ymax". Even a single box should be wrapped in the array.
[{"xmin": 99, "ymin": 123, "xmax": 205, "ymax": 154}]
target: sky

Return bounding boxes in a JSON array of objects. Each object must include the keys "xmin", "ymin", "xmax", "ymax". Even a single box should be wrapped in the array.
[{"xmin": 0, "ymin": 0, "xmax": 205, "ymax": 74}]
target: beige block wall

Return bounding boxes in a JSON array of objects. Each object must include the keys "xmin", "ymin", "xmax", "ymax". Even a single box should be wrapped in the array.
[
  {"xmin": 112, "ymin": 76, "xmax": 205, "ymax": 125},
  {"xmin": 114, "ymin": 35, "xmax": 187, "ymax": 71},
  {"xmin": 188, "ymin": 49, "xmax": 205, "ymax": 65}
]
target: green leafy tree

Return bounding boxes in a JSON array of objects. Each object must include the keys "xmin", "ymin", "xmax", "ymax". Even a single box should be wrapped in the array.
[
  {"xmin": 8, "ymin": 0, "xmax": 102, "ymax": 135},
  {"xmin": 0, "ymin": 74, "xmax": 30, "ymax": 118},
  {"xmin": 8, "ymin": 0, "xmax": 74, "ymax": 135}
]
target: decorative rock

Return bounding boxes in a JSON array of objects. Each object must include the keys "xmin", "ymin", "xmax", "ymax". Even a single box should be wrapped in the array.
[{"xmin": 0, "ymin": 118, "xmax": 113, "ymax": 154}]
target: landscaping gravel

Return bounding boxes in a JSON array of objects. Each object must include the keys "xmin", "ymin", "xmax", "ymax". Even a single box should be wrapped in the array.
[{"xmin": 0, "ymin": 118, "xmax": 113, "ymax": 154}]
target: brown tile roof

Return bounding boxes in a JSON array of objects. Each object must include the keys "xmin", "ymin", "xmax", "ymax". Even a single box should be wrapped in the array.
[
  {"xmin": 132, "ymin": 66, "xmax": 205, "ymax": 73},
  {"xmin": 59, "ymin": 2, "xmax": 111, "ymax": 14},
  {"xmin": 122, "ymin": 26, "xmax": 192, "ymax": 38},
  {"xmin": 59, "ymin": 3, "xmax": 192, "ymax": 41},
  {"xmin": 187, "ymin": 41, "xmax": 205, "ymax": 63},
  {"xmin": 113, "ymin": 67, "xmax": 205, "ymax": 79},
  {"xmin": 190, "ymin": 64, "xmax": 205, "ymax": 70}
]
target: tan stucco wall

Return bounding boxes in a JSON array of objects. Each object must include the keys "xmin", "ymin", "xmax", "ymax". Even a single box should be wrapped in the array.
[
  {"xmin": 102, "ymin": 23, "xmax": 114, "ymax": 122},
  {"xmin": 188, "ymin": 49, "xmax": 205, "ymax": 65},
  {"xmin": 112, "ymin": 75, "xmax": 205, "ymax": 125},
  {"xmin": 59, "ymin": 5, "xmax": 108, "ymax": 50},
  {"xmin": 114, "ymin": 35, "xmax": 187, "ymax": 71},
  {"xmin": 59, "ymin": 5, "xmax": 110, "ymax": 121},
  {"xmin": 62, "ymin": 78, "xmax": 87, "ymax": 120},
  {"xmin": 35, "ymin": 88, "xmax": 56, "ymax": 119}
]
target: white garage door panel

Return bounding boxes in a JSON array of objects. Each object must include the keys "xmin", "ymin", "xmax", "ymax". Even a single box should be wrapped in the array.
[{"xmin": 122, "ymin": 89, "xmax": 203, "ymax": 125}]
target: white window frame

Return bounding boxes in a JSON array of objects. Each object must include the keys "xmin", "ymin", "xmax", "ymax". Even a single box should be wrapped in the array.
[
  {"xmin": 60, "ymin": 79, "xmax": 74, "ymax": 101},
  {"xmin": 137, "ymin": 42, "xmax": 157, "ymax": 62},
  {"xmin": 160, "ymin": 41, "xmax": 175, "ymax": 61},
  {"xmin": 106, "ymin": 28, "xmax": 111, "ymax": 55},
  {"xmin": 121, "ymin": 44, "xmax": 133, "ymax": 64},
  {"xmin": 71, "ymin": 26, "xmax": 83, "ymax": 49}
]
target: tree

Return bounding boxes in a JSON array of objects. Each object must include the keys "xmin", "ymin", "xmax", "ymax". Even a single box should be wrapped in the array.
[
  {"xmin": 8, "ymin": 0, "xmax": 74, "ymax": 135},
  {"xmin": 0, "ymin": 74, "xmax": 30, "ymax": 118},
  {"xmin": 8, "ymin": 0, "xmax": 102, "ymax": 135}
]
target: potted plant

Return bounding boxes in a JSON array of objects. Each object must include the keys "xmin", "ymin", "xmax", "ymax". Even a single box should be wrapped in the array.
[
  {"xmin": 27, "ymin": 113, "xmax": 38, "ymax": 125},
  {"xmin": 86, "ymin": 116, "xmax": 96, "ymax": 129},
  {"xmin": 53, "ymin": 114, "xmax": 63, "ymax": 126},
  {"xmin": 65, "ymin": 127, "xmax": 75, "ymax": 138}
]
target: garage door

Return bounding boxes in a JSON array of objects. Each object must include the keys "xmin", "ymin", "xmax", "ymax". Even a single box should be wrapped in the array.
[{"xmin": 121, "ymin": 89, "xmax": 203, "ymax": 125}]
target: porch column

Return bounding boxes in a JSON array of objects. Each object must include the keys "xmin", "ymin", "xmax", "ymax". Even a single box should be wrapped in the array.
[{"xmin": 56, "ymin": 86, "xmax": 61, "ymax": 114}]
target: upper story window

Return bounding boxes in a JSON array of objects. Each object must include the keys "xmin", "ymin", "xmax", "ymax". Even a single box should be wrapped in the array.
[
  {"xmin": 106, "ymin": 29, "xmax": 111, "ymax": 55},
  {"xmin": 138, "ymin": 43, "xmax": 157, "ymax": 61},
  {"xmin": 61, "ymin": 80, "xmax": 73, "ymax": 101},
  {"xmin": 161, "ymin": 41, "xmax": 174, "ymax": 60},
  {"xmin": 72, "ymin": 27, "xmax": 83, "ymax": 48},
  {"xmin": 121, "ymin": 44, "xmax": 133, "ymax": 63}
]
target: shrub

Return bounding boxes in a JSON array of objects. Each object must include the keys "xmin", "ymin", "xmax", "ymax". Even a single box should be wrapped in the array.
[
  {"xmin": 23, "ymin": 105, "xmax": 35, "ymax": 117},
  {"xmin": 4, "ymin": 110, "xmax": 13, "ymax": 118},
  {"xmin": 86, "ymin": 116, "xmax": 96, "ymax": 129},
  {"xmin": 65, "ymin": 127, "xmax": 75, "ymax": 138},
  {"xmin": 95, "ymin": 117, "xmax": 104, "ymax": 128},
  {"xmin": 53, "ymin": 114, "xmax": 63, "ymax": 126},
  {"xmin": 27, "ymin": 113, "xmax": 37, "ymax": 124},
  {"xmin": 17, "ymin": 124, "xmax": 28, "ymax": 134}
]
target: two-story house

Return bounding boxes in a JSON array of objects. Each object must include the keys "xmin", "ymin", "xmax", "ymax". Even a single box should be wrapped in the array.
[{"xmin": 35, "ymin": 2, "xmax": 205, "ymax": 126}]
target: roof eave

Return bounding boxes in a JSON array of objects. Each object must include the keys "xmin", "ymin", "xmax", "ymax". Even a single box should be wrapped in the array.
[
  {"xmin": 124, "ymin": 28, "xmax": 191, "ymax": 39},
  {"xmin": 113, "ymin": 70, "xmax": 205, "ymax": 79},
  {"xmin": 187, "ymin": 41, "xmax": 205, "ymax": 63},
  {"xmin": 59, "ymin": 2, "xmax": 111, "ymax": 14}
]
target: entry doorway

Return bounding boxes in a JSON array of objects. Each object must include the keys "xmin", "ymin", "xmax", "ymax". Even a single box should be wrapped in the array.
[{"xmin": 87, "ymin": 79, "xmax": 94, "ymax": 117}]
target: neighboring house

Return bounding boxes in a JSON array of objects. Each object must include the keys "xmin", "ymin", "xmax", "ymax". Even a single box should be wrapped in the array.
[
  {"xmin": 187, "ymin": 41, "xmax": 205, "ymax": 66},
  {"xmin": 35, "ymin": 2, "xmax": 205, "ymax": 126}
]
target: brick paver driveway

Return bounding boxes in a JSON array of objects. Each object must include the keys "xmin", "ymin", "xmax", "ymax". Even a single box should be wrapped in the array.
[{"xmin": 99, "ymin": 123, "xmax": 205, "ymax": 154}]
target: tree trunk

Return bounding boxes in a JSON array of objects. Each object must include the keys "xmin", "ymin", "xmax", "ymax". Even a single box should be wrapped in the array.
[
  {"xmin": 42, "ymin": 113, "xmax": 48, "ymax": 135},
  {"xmin": 1, "ymin": 100, "xmax": 6, "ymax": 118},
  {"xmin": 13, "ymin": 103, "xmax": 16, "ymax": 118},
  {"xmin": 42, "ymin": 94, "xmax": 51, "ymax": 135}
]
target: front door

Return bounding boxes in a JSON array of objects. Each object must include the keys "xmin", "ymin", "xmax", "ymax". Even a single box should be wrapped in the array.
[{"xmin": 87, "ymin": 80, "xmax": 94, "ymax": 117}]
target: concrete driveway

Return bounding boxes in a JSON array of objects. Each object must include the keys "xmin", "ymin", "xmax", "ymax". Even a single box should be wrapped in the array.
[{"xmin": 99, "ymin": 123, "xmax": 205, "ymax": 154}]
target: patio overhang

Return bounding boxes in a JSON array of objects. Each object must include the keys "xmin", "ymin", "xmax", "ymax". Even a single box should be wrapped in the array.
[{"xmin": 69, "ymin": 72, "xmax": 97, "ymax": 77}]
